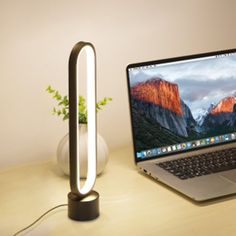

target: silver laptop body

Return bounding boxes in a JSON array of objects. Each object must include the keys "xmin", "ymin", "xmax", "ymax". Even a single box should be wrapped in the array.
[{"xmin": 126, "ymin": 49, "xmax": 236, "ymax": 201}]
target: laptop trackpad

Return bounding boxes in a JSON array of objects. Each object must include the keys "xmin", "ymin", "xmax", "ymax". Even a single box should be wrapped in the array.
[{"xmin": 220, "ymin": 171, "xmax": 236, "ymax": 183}]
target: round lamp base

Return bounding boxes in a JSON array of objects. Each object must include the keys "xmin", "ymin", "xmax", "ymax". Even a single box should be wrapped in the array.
[{"xmin": 68, "ymin": 190, "xmax": 99, "ymax": 221}]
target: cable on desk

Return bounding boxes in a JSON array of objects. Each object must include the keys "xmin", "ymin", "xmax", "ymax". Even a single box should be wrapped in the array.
[{"xmin": 12, "ymin": 204, "xmax": 68, "ymax": 236}]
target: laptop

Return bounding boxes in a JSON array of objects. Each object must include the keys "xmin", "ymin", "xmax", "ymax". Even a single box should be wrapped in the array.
[{"xmin": 126, "ymin": 48, "xmax": 236, "ymax": 201}]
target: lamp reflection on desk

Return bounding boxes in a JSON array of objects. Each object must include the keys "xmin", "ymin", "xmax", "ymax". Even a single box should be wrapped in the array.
[{"xmin": 68, "ymin": 41, "xmax": 99, "ymax": 221}]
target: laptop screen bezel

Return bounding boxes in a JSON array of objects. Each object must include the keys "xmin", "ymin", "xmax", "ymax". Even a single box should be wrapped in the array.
[{"xmin": 126, "ymin": 48, "xmax": 236, "ymax": 164}]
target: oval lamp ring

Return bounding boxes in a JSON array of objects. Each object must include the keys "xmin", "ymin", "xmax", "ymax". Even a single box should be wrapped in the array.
[{"xmin": 68, "ymin": 41, "xmax": 97, "ymax": 197}]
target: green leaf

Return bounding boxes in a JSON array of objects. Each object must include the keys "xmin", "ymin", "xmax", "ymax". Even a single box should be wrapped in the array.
[
  {"xmin": 62, "ymin": 108, "xmax": 66, "ymax": 115},
  {"xmin": 63, "ymin": 113, "xmax": 69, "ymax": 121},
  {"xmin": 46, "ymin": 85, "xmax": 54, "ymax": 93}
]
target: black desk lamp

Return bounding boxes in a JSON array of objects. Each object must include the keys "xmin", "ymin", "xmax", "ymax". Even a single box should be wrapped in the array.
[{"xmin": 68, "ymin": 41, "xmax": 99, "ymax": 221}]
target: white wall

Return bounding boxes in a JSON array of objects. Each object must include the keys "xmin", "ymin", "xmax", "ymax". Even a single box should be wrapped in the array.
[{"xmin": 0, "ymin": 0, "xmax": 235, "ymax": 169}]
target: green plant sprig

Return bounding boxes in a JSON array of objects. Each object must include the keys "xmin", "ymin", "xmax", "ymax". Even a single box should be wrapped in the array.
[{"xmin": 46, "ymin": 85, "xmax": 112, "ymax": 124}]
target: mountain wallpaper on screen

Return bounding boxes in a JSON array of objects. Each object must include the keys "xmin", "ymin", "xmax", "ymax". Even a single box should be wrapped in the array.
[{"xmin": 131, "ymin": 78, "xmax": 236, "ymax": 151}]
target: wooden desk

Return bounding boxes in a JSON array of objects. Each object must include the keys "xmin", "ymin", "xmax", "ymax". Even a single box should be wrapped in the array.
[{"xmin": 1, "ymin": 146, "xmax": 236, "ymax": 236}]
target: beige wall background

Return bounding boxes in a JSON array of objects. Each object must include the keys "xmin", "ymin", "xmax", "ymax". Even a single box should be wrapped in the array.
[{"xmin": 0, "ymin": 0, "xmax": 235, "ymax": 169}]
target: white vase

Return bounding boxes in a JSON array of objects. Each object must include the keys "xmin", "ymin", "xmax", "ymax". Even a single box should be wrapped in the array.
[{"xmin": 57, "ymin": 124, "xmax": 109, "ymax": 177}]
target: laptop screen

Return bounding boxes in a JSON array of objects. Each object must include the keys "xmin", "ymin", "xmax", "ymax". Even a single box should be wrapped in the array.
[{"xmin": 127, "ymin": 49, "xmax": 236, "ymax": 162}]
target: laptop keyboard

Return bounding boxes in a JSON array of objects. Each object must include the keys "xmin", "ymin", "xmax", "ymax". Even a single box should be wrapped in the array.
[{"xmin": 157, "ymin": 148, "xmax": 236, "ymax": 180}]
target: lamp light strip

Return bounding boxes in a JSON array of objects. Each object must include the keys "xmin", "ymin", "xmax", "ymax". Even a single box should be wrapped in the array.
[{"xmin": 75, "ymin": 44, "xmax": 96, "ymax": 195}]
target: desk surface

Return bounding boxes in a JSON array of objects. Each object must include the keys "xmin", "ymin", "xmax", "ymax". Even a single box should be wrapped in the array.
[{"xmin": 1, "ymin": 146, "xmax": 236, "ymax": 236}]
